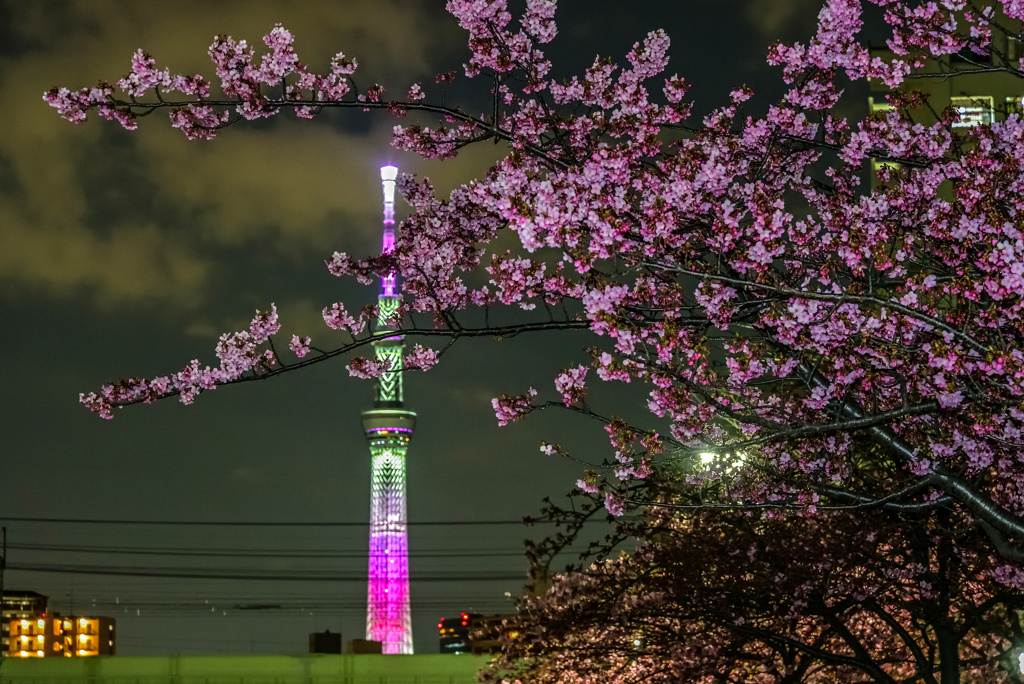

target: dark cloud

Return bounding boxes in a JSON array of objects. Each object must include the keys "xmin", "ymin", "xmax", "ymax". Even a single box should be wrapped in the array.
[{"xmin": 743, "ymin": 0, "xmax": 823, "ymax": 42}]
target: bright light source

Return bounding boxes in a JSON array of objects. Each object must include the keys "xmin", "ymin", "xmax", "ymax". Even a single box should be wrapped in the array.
[
  {"xmin": 699, "ymin": 451, "xmax": 747, "ymax": 473},
  {"xmin": 380, "ymin": 165, "xmax": 398, "ymax": 181}
]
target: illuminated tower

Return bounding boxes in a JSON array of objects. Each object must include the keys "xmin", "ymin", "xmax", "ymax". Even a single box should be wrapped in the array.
[{"xmin": 361, "ymin": 165, "xmax": 415, "ymax": 654}]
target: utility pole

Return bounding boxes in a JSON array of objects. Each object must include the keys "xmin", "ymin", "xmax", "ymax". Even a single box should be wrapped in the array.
[{"xmin": 1, "ymin": 526, "xmax": 7, "ymax": 673}]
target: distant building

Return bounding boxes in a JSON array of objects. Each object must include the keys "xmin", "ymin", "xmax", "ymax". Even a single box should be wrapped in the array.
[
  {"xmin": 868, "ymin": 9, "xmax": 1024, "ymax": 187},
  {"xmin": 308, "ymin": 630, "xmax": 342, "ymax": 654},
  {"xmin": 438, "ymin": 613, "xmax": 478, "ymax": 654},
  {"xmin": 51, "ymin": 616, "xmax": 116, "ymax": 657},
  {"xmin": 2, "ymin": 592, "xmax": 48, "ymax": 656},
  {"xmin": 437, "ymin": 613, "xmax": 522, "ymax": 656},
  {"xmin": 5, "ymin": 610, "xmax": 115, "ymax": 658},
  {"xmin": 347, "ymin": 639, "xmax": 383, "ymax": 654},
  {"xmin": 4, "ymin": 588, "xmax": 116, "ymax": 658}
]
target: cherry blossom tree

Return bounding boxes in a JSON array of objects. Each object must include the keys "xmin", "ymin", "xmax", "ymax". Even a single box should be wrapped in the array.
[
  {"xmin": 46, "ymin": 0, "xmax": 1024, "ymax": 633},
  {"xmin": 492, "ymin": 486, "xmax": 1024, "ymax": 683}
]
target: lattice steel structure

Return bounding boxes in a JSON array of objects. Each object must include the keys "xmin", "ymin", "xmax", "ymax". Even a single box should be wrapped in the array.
[{"xmin": 360, "ymin": 165, "xmax": 415, "ymax": 654}]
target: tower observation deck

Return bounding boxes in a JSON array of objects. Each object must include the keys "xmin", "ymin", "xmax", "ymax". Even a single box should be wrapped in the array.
[{"xmin": 361, "ymin": 165, "xmax": 415, "ymax": 654}]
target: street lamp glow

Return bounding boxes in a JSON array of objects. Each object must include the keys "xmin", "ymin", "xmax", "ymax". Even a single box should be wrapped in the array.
[{"xmin": 699, "ymin": 451, "xmax": 747, "ymax": 473}]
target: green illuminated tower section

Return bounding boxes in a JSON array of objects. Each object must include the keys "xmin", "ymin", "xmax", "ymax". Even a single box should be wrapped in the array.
[{"xmin": 361, "ymin": 165, "xmax": 415, "ymax": 654}]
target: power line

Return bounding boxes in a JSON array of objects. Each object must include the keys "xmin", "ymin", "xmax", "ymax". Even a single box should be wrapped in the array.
[
  {"xmin": 0, "ymin": 517, "xmax": 545, "ymax": 527},
  {"xmin": 6, "ymin": 543, "xmax": 532, "ymax": 560},
  {"xmin": 7, "ymin": 563, "xmax": 530, "ymax": 582},
  {"xmin": 45, "ymin": 597, "xmax": 519, "ymax": 616}
]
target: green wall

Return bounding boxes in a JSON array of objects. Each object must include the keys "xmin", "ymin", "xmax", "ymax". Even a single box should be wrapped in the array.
[{"xmin": 0, "ymin": 654, "xmax": 490, "ymax": 684}]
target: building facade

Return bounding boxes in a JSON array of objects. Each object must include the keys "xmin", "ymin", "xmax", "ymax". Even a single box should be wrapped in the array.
[
  {"xmin": 7, "ymin": 614, "xmax": 115, "ymax": 658},
  {"xmin": 868, "ymin": 9, "xmax": 1024, "ymax": 185},
  {"xmin": 2, "ymin": 591, "xmax": 48, "ymax": 655},
  {"xmin": 3, "ymin": 594, "xmax": 115, "ymax": 658}
]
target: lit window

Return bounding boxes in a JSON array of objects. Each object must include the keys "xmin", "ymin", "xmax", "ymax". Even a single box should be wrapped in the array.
[
  {"xmin": 1005, "ymin": 96, "xmax": 1024, "ymax": 118},
  {"xmin": 868, "ymin": 96, "xmax": 894, "ymax": 114},
  {"xmin": 950, "ymin": 96, "xmax": 994, "ymax": 128},
  {"xmin": 1008, "ymin": 36, "xmax": 1023, "ymax": 63}
]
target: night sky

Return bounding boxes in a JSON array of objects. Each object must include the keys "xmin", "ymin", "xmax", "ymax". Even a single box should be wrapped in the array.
[{"xmin": 0, "ymin": 0, "xmax": 837, "ymax": 655}]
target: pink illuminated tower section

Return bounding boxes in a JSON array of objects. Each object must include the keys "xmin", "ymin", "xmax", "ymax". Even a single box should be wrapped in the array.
[{"xmin": 360, "ymin": 165, "xmax": 415, "ymax": 654}]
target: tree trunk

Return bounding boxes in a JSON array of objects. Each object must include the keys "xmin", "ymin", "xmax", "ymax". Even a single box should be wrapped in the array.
[{"xmin": 936, "ymin": 627, "xmax": 960, "ymax": 684}]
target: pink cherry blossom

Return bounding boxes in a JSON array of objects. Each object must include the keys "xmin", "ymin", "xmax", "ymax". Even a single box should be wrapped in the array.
[{"xmin": 289, "ymin": 335, "xmax": 311, "ymax": 358}]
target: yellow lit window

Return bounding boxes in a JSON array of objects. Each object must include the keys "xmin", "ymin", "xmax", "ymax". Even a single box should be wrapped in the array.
[{"xmin": 951, "ymin": 96, "xmax": 994, "ymax": 128}]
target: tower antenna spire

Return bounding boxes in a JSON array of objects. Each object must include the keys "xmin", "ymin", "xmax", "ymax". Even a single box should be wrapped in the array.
[{"xmin": 360, "ymin": 165, "xmax": 415, "ymax": 654}]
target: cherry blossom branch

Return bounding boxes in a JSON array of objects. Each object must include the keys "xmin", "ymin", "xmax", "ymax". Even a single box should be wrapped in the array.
[
  {"xmin": 798, "ymin": 362, "xmax": 1024, "ymax": 552},
  {"xmin": 723, "ymin": 619, "xmax": 900, "ymax": 683},
  {"xmin": 97, "ymin": 95, "xmax": 571, "ymax": 170},
  {"xmin": 809, "ymin": 481, "xmax": 952, "ymax": 513},
  {"xmin": 89, "ymin": 318, "xmax": 588, "ymax": 414},
  {"xmin": 652, "ymin": 264, "xmax": 990, "ymax": 356}
]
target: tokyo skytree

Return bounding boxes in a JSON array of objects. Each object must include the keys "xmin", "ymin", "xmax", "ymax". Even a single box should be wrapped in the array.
[{"xmin": 360, "ymin": 165, "xmax": 415, "ymax": 654}]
